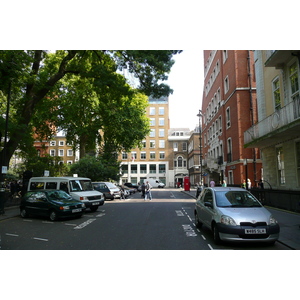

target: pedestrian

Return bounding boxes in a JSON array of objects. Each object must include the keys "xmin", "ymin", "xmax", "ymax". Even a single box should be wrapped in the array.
[
  {"xmin": 258, "ymin": 179, "xmax": 264, "ymax": 189},
  {"xmin": 247, "ymin": 178, "xmax": 251, "ymax": 190},
  {"xmin": 210, "ymin": 180, "xmax": 215, "ymax": 187},
  {"xmin": 120, "ymin": 185, "xmax": 126, "ymax": 200},
  {"xmin": 141, "ymin": 182, "xmax": 146, "ymax": 198},
  {"xmin": 144, "ymin": 181, "xmax": 152, "ymax": 201},
  {"xmin": 242, "ymin": 179, "xmax": 246, "ymax": 189},
  {"xmin": 222, "ymin": 180, "xmax": 227, "ymax": 187}
]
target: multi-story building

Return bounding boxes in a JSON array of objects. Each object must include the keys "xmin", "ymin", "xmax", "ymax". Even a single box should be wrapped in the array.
[
  {"xmin": 188, "ymin": 126, "xmax": 201, "ymax": 186},
  {"xmin": 119, "ymin": 96, "xmax": 171, "ymax": 186},
  {"xmin": 244, "ymin": 50, "xmax": 300, "ymax": 191},
  {"xmin": 168, "ymin": 128, "xmax": 190, "ymax": 187},
  {"xmin": 201, "ymin": 50, "xmax": 262, "ymax": 187}
]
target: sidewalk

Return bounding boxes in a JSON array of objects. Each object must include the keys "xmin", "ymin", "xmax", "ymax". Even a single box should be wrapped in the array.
[{"xmin": 182, "ymin": 189, "xmax": 300, "ymax": 250}]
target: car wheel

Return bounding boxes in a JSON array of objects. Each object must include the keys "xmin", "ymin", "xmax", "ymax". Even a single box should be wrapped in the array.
[
  {"xmin": 194, "ymin": 211, "xmax": 202, "ymax": 228},
  {"xmin": 49, "ymin": 210, "xmax": 58, "ymax": 221},
  {"xmin": 213, "ymin": 224, "xmax": 221, "ymax": 245},
  {"xmin": 90, "ymin": 206, "xmax": 98, "ymax": 212},
  {"xmin": 20, "ymin": 208, "xmax": 28, "ymax": 218}
]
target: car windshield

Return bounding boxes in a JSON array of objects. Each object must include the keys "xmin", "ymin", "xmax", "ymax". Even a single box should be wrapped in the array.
[
  {"xmin": 47, "ymin": 190, "xmax": 73, "ymax": 201},
  {"xmin": 69, "ymin": 180, "xmax": 93, "ymax": 192},
  {"xmin": 106, "ymin": 182, "xmax": 117, "ymax": 189},
  {"xmin": 215, "ymin": 191, "xmax": 262, "ymax": 208}
]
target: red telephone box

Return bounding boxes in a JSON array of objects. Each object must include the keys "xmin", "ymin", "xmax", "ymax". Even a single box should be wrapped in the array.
[{"xmin": 184, "ymin": 176, "xmax": 190, "ymax": 191}]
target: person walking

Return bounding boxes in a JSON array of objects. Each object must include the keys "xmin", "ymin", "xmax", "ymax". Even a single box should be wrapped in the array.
[
  {"xmin": 144, "ymin": 181, "xmax": 152, "ymax": 201},
  {"xmin": 210, "ymin": 180, "xmax": 215, "ymax": 187},
  {"xmin": 141, "ymin": 182, "xmax": 146, "ymax": 198}
]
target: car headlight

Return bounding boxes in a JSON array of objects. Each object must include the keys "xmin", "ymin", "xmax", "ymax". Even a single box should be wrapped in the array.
[
  {"xmin": 269, "ymin": 215, "xmax": 278, "ymax": 225},
  {"xmin": 220, "ymin": 215, "xmax": 237, "ymax": 226}
]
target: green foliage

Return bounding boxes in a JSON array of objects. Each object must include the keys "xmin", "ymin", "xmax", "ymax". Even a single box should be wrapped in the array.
[
  {"xmin": 0, "ymin": 50, "xmax": 182, "ymax": 169},
  {"xmin": 22, "ymin": 154, "xmax": 70, "ymax": 177},
  {"xmin": 68, "ymin": 155, "xmax": 121, "ymax": 182}
]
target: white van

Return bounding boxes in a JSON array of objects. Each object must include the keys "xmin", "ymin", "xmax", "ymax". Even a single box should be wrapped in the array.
[
  {"xmin": 143, "ymin": 179, "xmax": 165, "ymax": 188},
  {"xmin": 28, "ymin": 177, "xmax": 104, "ymax": 211}
]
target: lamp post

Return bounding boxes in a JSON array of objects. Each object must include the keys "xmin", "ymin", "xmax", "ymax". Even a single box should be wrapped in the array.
[{"xmin": 197, "ymin": 109, "xmax": 203, "ymax": 187}]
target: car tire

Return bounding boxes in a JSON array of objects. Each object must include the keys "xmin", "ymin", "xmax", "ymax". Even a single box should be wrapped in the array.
[
  {"xmin": 20, "ymin": 208, "xmax": 28, "ymax": 218},
  {"xmin": 49, "ymin": 210, "xmax": 58, "ymax": 221},
  {"xmin": 213, "ymin": 224, "xmax": 221, "ymax": 245},
  {"xmin": 194, "ymin": 212, "xmax": 203, "ymax": 228}
]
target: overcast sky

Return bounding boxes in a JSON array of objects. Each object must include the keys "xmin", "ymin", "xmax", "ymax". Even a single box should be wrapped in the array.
[{"xmin": 167, "ymin": 50, "xmax": 204, "ymax": 130}]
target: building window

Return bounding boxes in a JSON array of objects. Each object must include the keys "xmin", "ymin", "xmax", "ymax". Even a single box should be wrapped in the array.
[
  {"xmin": 140, "ymin": 152, "xmax": 146, "ymax": 159},
  {"xmin": 159, "ymin": 152, "xmax": 165, "ymax": 159},
  {"xmin": 177, "ymin": 156, "xmax": 183, "ymax": 167},
  {"xmin": 142, "ymin": 140, "xmax": 146, "ymax": 148},
  {"xmin": 122, "ymin": 152, "xmax": 128, "ymax": 160},
  {"xmin": 150, "ymin": 140, "xmax": 156, "ymax": 148},
  {"xmin": 159, "ymin": 129, "xmax": 165, "ymax": 137},
  {"xmin": 150, "ymin": 164, "xmax": 156, "ymax": 173},
  {"xmin": 67, "ymin": 149, "xmax": 73, "ymax": 156},
  {"xmin": 150, "ymin": 118, "xmax": 155, "ymax": 126},
  {"xmin": 131, "ymin": 152, "xmax": 137, "ymax": 160},
  {"xmin": 159, "ymin": 164, "xmax": 166, "ymax": 173},
  {"xmin": 59, "ymin": 140, "xmax": 64, "ymax": 146},
  {"xmin": 149, "ymin": 107, "xmax": 155, "ymax": 115},
  {"xmin": 159, "ymin": 140, "xmax": 165, "ymax": 148},
  {"xmin": 272, "ymin": 77, "xmax": 281, "ymax": 110},
  {"xmin": 289, "ymin": 62, "xmax": 299, "ymax": 102},
  {"xmin": 173, "ymin": 142, "xmax": 178, "ymax": 151},
  {"xmin": 223, "ymin": 50, "xmax": 228, "ymax": 62},
  {"xmin": 50, "ymin": 149, "xmax": 55, "ymax": 156},
  {"xmin": 159, "ymin": 118, "xmax": 165, "ymax": 126},
  {"xmin": 131, "ymin": 164, "xmax": 137, "ymax": 174},
  {"xmin": 226, "ymin": 107, "xmax": 231, "ymax": 128},
  {"xmin": 159, "ymin": 107, "xmax": 165, "ymax": 115},
  {"xmin": 277, "ymin": 147, "xmax": 285, "ymax": 185},
  {"xmin": 150, "ymin": 152, "xmax": 156, "ymax": 159},
  {"xmin": 227, "ymin": 138, "xmax": 232, "ymax": 162},
  {"xmin": 150, "ymin": 129, "xmax": 155, "ymax": 137},
  {"xmin": 140, "ymin": 164, "xmax": 147, "ymax": 174},
  {"xmin": 182, "ymin": 142, "xmax": 187, "ymax": 151},
  {"xmin": 58, "ymin": 149, "xmax": 64, "ymax": 156},
  {"xmin": 224, "ymin": 76, "xmax": 229, "ymax": 94},
  {"xmin": 122, "ymin": 165, "xmax": 128, "ymax": 174},
  {"xmin": 50, "ymin": 141, "xmax": 56, "ymax": 146}
]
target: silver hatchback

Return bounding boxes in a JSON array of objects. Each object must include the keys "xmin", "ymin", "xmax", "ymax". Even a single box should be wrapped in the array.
[{"xmin": 194, "ymin": 187, "xmax": 280, "ymax": 244}]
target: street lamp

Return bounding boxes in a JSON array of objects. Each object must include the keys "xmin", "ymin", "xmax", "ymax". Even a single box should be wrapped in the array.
[{"xmin": 197, "ymin": 109, "xmax": 203, "ymax": 187}]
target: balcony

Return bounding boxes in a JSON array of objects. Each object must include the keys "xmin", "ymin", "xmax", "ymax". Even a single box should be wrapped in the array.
[{"xmin": 244, "ymin": 97, "xmax": 300, "ymax": 148}]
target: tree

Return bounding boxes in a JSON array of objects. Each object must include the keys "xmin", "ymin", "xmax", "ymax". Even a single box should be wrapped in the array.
[{"xmin": 0, "ymin": 50, "xmax": 181, "ymax": 171}]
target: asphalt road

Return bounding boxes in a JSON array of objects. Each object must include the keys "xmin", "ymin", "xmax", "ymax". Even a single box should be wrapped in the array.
[{"xmin": 0, "ymin": 188, "xmax": 289, "ymax": 250}]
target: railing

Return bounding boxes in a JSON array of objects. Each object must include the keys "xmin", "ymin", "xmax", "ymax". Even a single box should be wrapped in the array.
[{"xmin": 244, "ymin": 96, "xmax": 300, "ymax": 144}]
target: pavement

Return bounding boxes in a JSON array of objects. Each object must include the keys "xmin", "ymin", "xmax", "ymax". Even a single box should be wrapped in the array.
[{"xmin": 1, "ymin": 189, "xmax": 300, "ymax": 249}]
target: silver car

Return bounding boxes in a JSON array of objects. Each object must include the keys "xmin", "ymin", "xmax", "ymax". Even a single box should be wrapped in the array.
[{"xmin": 194, "ymin": 187, "xmax": 280, "ymax": 244}]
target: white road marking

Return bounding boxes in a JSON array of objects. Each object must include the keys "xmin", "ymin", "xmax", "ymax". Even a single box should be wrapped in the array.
[
  {"xmin": 23, "ymin": 219, "xmax": 32, "ymax": 222},
  {"xmin": 64, "ymin": 223, "xmax": 77, "ymax": 226},
  {"xmin": 208, "ymin": 244, "xmax": 214, "ymax": 250},
  {"xmin": 5, "ymin": 233, "xmax": 19, "ymax": 237},
  {"xmin": 176, "ymin": 210, "xmax": 184, "ymax": 216},
  {"xmin": 170, "ymin": 192, "xmax": 176, "ymax": 198},
  {"xmin": 74, "ymin": 218, "xmax": 96, "ymax": 229},
  {"xmin": 42, "ymin": 221, "xmax": 54, "ymax": 224},
  {"xmin": 96, "ymin": 213, "xmax": 105, "ymax": 217},
  {"xmin": 201, "ymin": 235, "xmax": 206, "ymax": 240},
  {"xmin": 33, "ymin": 237, "xmax": 48, "ymax": 242}
]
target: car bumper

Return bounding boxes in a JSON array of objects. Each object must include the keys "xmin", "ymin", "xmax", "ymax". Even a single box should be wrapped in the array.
[
  {"xmin": 216, "ymin": 223, "xmax": 280, "ymax": 242},
  {"xmin": 83, "ymin": 199, "xmax": 105, "ymax": 207}
]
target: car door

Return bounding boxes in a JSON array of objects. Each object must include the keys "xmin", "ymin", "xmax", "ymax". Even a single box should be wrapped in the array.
[
  {"xmin": 26, "ymin": 191, "xmax": 49, "ymax": 217},
  {"xmin": 199, "ymin": 189, "xmax": 214, "ymax": 227}
]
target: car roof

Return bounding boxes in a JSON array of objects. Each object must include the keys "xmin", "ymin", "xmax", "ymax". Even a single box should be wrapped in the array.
[
  {"xmin": 30, "ymin": 177, "xmax": 90, "ymax": 180},
  {"xmin": 205, "ymin": 187, "xmax": 247, "ymax": 192}
]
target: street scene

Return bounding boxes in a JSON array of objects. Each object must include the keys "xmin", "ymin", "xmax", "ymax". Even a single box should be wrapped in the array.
[{"xmin": 1, "ymin": 188, "xmax": 298, "ymax": 250}]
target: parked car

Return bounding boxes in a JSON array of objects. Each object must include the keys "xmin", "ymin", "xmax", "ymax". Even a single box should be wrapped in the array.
[
  {"xmin": 92, "ymin": 182, "xmax": 121, "ymax": 200},
  {"xmin": 20, "ymin": 190, "xmax": 85, "ymax": 221},
  {"xmin": 124, "ymin": 182, "xmax": 140, "ymax": 192},
  {"xmin": 123, "ymin": 185, "xmax": 136, "ymax": 195},
  {"xmin": 194, "ymin": 187, "xmax": 280, "ymax": 245}
]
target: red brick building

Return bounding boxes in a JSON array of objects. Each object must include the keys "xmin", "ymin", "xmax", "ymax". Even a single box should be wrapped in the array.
[{"xmin": 201, "ymin": 50, "xmax": 262, "ymax": 187}]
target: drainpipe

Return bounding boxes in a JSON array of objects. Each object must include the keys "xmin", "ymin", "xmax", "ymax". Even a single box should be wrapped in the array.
[{"xmin": 247, "ymin": 51, "xmax": 257, "ymax": 186}]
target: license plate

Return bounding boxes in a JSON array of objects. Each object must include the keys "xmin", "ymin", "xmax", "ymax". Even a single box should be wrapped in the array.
[
  {"xmin": 72, "ymin": 208, "xmax": 82, "ymax": 213},
  {"xmin": 92, "ymin": 202, "xmax": 100, "ymax": 206},
  {"xmin": 245, "ymin": 228, "xmax": 266, "ymax": 234}
]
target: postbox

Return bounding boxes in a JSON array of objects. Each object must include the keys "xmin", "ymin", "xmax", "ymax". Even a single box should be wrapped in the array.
[{"xmin": 184, "ymin": 176, "xmax": 190, "ymax": 191}]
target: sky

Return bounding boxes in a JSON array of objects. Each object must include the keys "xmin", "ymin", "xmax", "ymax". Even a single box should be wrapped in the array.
[{"xmin": 167, "ymin": 50, "xmax": 204, "ymax": 130}]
